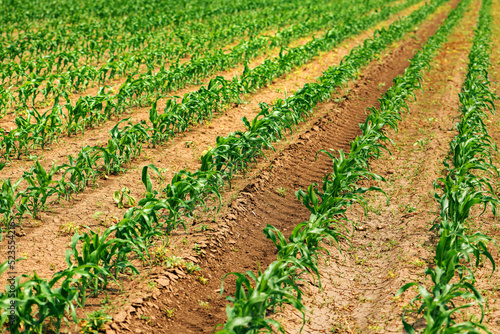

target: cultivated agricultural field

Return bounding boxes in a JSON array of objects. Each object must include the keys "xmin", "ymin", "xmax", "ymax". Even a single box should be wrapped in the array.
[{"xmin": 1, "ymin": 0, "xmax": 500, "ymax": 333}]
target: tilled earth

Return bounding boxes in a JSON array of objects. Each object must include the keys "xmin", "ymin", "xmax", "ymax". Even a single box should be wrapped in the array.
[{"xmin": 5, "ymin": 0, "xmax": 500, "ymax": 333}]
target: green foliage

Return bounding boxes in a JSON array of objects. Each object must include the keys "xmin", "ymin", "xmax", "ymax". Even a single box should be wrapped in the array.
[
  {"xmin": 215, "ymin": 0, "xmax": 460, "ymax": 332},
  {"xmin": 18, "ymin": 161, "xmax": 62, "ymax": 219},
  {"xmin": 79, "ymin": 309, "xmax": 112, "ymax": 334},
  {"xmin": 0, "ymin": 0, "xmax": 470, "ymax": 332}
]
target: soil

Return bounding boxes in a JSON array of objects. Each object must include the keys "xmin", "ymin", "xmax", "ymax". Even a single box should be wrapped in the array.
[
  {"xmin": 0, "ymin": 0, "xmax": 427, "ymax": 283},
  {"xmin": 4, "ymin": 0, "xmax": 500, "ymax": 333}
]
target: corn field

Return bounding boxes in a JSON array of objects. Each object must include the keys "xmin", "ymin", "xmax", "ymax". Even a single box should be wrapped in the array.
[{"xmin": 1, "ymin": 0, "xmax": 500, "ymax": 332}]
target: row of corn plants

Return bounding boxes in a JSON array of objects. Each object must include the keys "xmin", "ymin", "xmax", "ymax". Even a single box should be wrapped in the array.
[
  {"xmin": 100, "ymin": 0, "xmax": 446, "ymax": 214},
  {"xmin": 216, "ymin": 0, "xmax": 473, "ymax": 331},
  {"xmin": 0, "ymin": 0, "xmax": 397, "ymax": 120},
  {"xmin": 0, "ymin": 0, "xmax": 422, "ymax": 232},
  {"xmin": 396, "ymin": 0, "xmax": 498, "ymax": 332},
  {"xmin": 0, "ymin": 0, "xmax": 418, "ymax": 162},
  {"xmin": 0, "ymin": 0, "xmax": 317, "ymax": 63},
  {"xmin": 0, "ymin": 0, "xmax": 342, "ymax": 63},
  {"xmin": 0, "ymin": 0, "xmax": 354, "ymax": 105},
  {"xmin": 0, "ymin": 161, "xmax": 200, "ymax": 332},
  {"xmin": 0, "ymin": 0, "xmax": 463, "ymax": 331}
]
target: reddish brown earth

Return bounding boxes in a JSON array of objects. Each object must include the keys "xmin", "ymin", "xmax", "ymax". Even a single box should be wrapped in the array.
[{"xmin": 269, "ymin": 0, "xmax": 500, "ymax": 332}]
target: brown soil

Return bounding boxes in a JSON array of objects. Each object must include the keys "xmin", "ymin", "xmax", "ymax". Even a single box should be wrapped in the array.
[{"xmin": 267, "ymin": 0, "xmax": 499, "ymax": 333}]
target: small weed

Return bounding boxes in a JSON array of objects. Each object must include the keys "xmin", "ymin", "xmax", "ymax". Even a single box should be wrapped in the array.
[
  {"xmin": 387, "ymin": 270, "xmax": 397, "ymax": 278},
  {"xmin": 57, "ymin": 221, "xmax": 81, "ymax": 236},
  {"xmin": 113, "ymin": 187, "xmax": 136, "ymax": 209},
  {"xmin": 275, "ymin": 187, "xmax": 287, "ymax": 197},
  {"xmin": 185, "ymin": 262, "xmax": 202, "ymax": 274},
  {"xmin": 196, "ymin": 275, "xmax": 208, "ymax": 285},
  {"xmin": 79, "ymin": 309, "xmax": 112, "ymax": 334},
  {"xmin": 193, "ymin": 244, "xmax": 203, "ymax": 255},
  {"xmin": 164, "ymin": 308, "xmax": 175, "ymax": 318},
  {"xmin": 198, "ymin": 300, "xmax": 209, "ymax": 309},
  {"xmin": 385, "ymin": 238, "xmax": 398, "ymax": 249},
  {"xmin": 195, "ymin": 224, "xmax": 209, "ymax": 232},
  {"xmin": 410, "ymin": 258, "xmax": 426, "ymax": 267},
  {"xmin": 367, "ymin": 204, "xmax": 382, "ymax": 215}
]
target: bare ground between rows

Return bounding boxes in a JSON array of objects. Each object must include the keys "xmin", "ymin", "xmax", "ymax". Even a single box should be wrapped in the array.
[
  {"xmin": 0, "ymin": 0, "xmax": 440, "ymax": 294},
  {"xmin": 94, "ymin": 3, "xmax": 461, "ymax": 333},
  {"xmin": 0, "ymin": 1, "xmax": 425, "ymax": 179}
]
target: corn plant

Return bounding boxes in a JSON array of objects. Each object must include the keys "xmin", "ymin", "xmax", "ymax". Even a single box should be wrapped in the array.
[
  {"xmin": 263, "ymin": 218, "xmax": 347, "ymax": 286},
  {"xmin": 0, "ymin": 260, "xmax": 82, "ymax": 333},
  {"xmin": 18, "ymin": 161, "xmax": 62, "ymax": 219},
  {"xmin": 0, "ymin": 165, "xmax": 23, "ymax": 231},
  {"xmin": 218, "ymin": 259, "xmax": 306, "ymax": 334},
  {"xmin": 65, "ymin": 226, "xmax": 138, "ymax": 305}
]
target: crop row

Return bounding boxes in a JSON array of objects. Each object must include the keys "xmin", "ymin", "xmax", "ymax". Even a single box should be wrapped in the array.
[
  {"xmin": 397, "ymin": 0, "xmax": 498, "ymax": 332},
  {"xmin": 0, "ymin": 0, "xmax": 411, "ymax": 235},
  {"xmin": 0, "ymin": 0, "xmax": 385, "ymax": 112},
  {"xmin": 0, "ymin": 0, "xmax": 411, "ymax": 164},
  {"xmin": 0, "ymin": 0, "xmax": 323, "ymax": 62},
  {"xmin": 0, "ymin": 0, "xmax": 418, "ymax": 167},
  {"xmin": 0, "ymin": 0, "xmax": 449, "ymax": 331},
  {"xmin": 0, "ymin": 0, "xmax": 350, "ymax": 89},
  {"xmin": 216, "ymin": 0, "xmax": 472, "ymax": 331}
]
